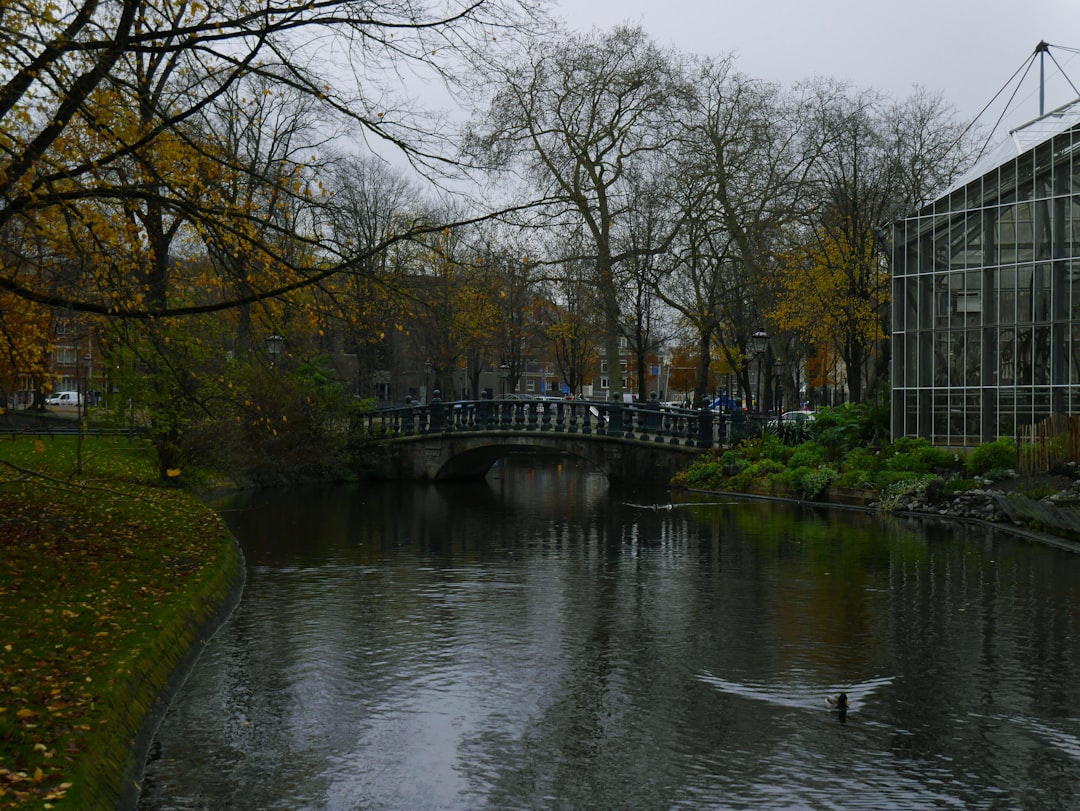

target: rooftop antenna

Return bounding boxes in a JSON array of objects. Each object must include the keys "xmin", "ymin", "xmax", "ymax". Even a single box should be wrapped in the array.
[
  {"xmin": 955, "ymin": 42, "xmax": 1080, "ymax": 165},
  {"xmin": 1037, "ymin": 40, "xmax": 1049, "ymax": 115}
]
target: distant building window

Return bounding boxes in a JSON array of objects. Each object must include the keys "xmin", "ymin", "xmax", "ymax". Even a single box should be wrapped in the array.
[
  {"xmin": 600, "ymin": 377, "xmax": 610, "ymax": 390},
  {"xmin": 55, "ymin": 320, "xmax": 69, "ymax": 336},
  {"xmin": 56, "ymin": 346, "xmax": 77, "ymax": 365}
]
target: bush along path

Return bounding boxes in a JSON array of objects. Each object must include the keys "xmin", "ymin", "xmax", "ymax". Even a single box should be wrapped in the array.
[
  {"xmin": 672, "ymin": 404, "xmax": 1080, "ymax": 551},
  {"xmin": 0, "ymin": 435, "xmax": 244, "ymax": 809}
]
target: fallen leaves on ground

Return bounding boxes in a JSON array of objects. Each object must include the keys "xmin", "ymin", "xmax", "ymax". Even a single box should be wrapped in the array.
[{"xmin": 0, "ymin": 436, "xmax": 230, "ymax": 807}]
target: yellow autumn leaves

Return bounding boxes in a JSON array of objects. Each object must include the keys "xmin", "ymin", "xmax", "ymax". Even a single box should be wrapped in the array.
[{"xmin": 770, "ymin": 227, "xmax": 889, "ymax": 369}]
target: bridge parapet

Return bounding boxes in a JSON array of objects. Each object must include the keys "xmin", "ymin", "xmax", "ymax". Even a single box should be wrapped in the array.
[{"xmin": 358, "ymin": 396, "xmax": 725, "ymax": 449}]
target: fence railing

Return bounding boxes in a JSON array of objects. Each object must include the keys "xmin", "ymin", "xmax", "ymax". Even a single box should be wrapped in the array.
[
  {"xmin": 0, "ymin": 423, "xmax": 140, "ymax": 439},
  {"xmin": 356, "ymin": 397, "xmax": 738, "ymax": 449}
]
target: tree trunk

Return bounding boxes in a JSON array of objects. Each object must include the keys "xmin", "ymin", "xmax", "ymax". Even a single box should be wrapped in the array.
[
  {"xmin": 845, "ymin": 339, "xmax": 864, "ymax": 403},
  {"xmin": 695, "ymin": 332, "xmax": 711, "ymax": 408}
]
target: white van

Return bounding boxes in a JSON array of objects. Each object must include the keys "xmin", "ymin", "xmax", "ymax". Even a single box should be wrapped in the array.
[{"xmin": 45, "ymin": 391, "xmax": 83, "ymax": 407}]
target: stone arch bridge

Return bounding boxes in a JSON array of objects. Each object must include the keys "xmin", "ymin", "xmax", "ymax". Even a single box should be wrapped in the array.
[{"xmin": 356, "ymin": 397, "xmax": 729, "ymax": 482}]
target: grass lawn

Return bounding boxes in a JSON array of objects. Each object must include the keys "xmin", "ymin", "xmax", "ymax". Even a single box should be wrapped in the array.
[{"xmin": 0, "ymin": 433, "xmax": 241, "ymax": 809}]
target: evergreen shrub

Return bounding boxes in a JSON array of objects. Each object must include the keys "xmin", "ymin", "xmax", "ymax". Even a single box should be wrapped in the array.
[
  {"xmin": 783, "ymin": 465, "xmax": 838, "ymax": 500},
  {"xmin": 730, "ymin": 458, "xmax": 786, "ymax": 491},
  {"xmin": 883, "ymin": 437, "xmax": 952, "ymax": 474},
  {"xmin": 788, "ymin": 443, "xmax": 829, "ymax": 470},
  {"xmin": 967, "ymin": 436, "xmax": 1017, "ymax": 475}
]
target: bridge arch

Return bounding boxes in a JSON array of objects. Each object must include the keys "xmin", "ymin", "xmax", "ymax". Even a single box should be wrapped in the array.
[
  {"xmin": 372, "ymin": 431, "xmax": 703, "ymax": 482},
  {"xmin": 358, "ymin": 398, "xmax": 721, "ymax": 482}
]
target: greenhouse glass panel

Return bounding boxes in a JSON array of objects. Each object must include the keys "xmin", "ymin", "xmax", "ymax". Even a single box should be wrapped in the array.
[{"xmin": 890, "ymin": 100, "xmax": 1080, "ymax": 443}]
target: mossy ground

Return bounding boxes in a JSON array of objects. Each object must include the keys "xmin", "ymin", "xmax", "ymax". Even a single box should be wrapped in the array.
[{"xmin": 0, "ymin": 434, "xmax": 241, "ymax": 809}]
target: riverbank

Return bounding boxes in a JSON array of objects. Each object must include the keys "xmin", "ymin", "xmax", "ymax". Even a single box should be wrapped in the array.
[
  {"xmin": 682, "ymin": 469, "xmax": 1080, "ymax": 555},
  {"xmin": 0, "ymin": 435, "xmax": 244, "ymax": 809},
  {"xmin": 674, "ymin": 406, "xmax": 1080, "ymax": 554}
]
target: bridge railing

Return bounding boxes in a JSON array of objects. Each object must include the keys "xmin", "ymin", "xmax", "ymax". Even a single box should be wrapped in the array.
[{"xmin": 356, "ymin": 396, "xmax": 729, "ymax": 449}]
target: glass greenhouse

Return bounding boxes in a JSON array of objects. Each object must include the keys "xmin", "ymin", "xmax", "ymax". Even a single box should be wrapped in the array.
[{"xmin": 890, "ymin": 98, "xmax": 1080, "ymax": 445}]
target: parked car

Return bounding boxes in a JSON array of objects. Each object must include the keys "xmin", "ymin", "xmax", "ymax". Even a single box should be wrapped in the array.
[{"xmin": 44, "ymin": 391, "xmax": 83, "ymax": 407}]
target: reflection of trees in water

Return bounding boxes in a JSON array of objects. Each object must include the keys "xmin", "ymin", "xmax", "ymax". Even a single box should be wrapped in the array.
[
  {"xmin": 365, "ymin": 456, "xmax": 615, "ymax": 558},
  {"xmin": 476, "ymin": 482, "xmax": 694, "ymax": 807},
  {"xmin": 148, "ymin": 479, "xmax": 1080, "ymax": 810}
]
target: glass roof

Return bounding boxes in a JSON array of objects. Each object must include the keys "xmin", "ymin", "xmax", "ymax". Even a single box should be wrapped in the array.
[{"xmin": 943, "ymin": 96, "xmax": 1080, "ymax": 196}]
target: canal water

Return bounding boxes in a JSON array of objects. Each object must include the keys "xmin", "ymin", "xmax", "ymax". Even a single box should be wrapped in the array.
[{"xmin": 137, "ymin": 457, "xmax": 1080, "ymax": 810}]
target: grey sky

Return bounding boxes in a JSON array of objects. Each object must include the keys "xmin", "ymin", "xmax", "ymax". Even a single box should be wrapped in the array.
[{"xmin": 558, "ymin": 0, "xmax": 1080, "ymax": 138}]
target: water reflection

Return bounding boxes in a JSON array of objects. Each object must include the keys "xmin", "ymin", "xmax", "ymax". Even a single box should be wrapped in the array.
[{"xmin": 139, "ymin": 457, "xmax": 1080, "ymax": 810}]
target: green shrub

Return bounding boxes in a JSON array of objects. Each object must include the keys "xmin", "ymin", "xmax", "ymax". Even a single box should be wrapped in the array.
[
  {"xmin": 810, "ymin": 402, "xmax": 889, "ymax": 456},
  {"xmin": 677, "ymin": 457, "xmax": 726, "ymax": 489},
  {"xmin": 788, "ymin": 443, "xmax": 829, "ymax": 470},
  {"xmin": 730, "ymin": 458, "xmax": 786, "ymax": 491},
  {"xmin": 883, "ymin": 437, "xmax": 952, "ymax": 475},
  {"xmin": 783, "ymin": 465, "xmax": 839, "ymax": 500},
  {"xmin": 842, "ymin": 446, "xmax": 884, "ymax": 475},
  {"xmin": 769, "ymin": 418, "xmax": 816, "ymax": 446},
  {"xmin": 877, "ymin": 474, "xmax": 939, "ymax": 512},
  {"xmin": 835, "ymin": 468, "xmax": 876, "ymax": 490},
  {"xmin": 720, "ymin": 450, "xmax": 750, "ymax": 476},
  {"xmin": 968, "ymin": 436, "xmax": 1017, "ymax": 475},
  {"xmin": 871, "ymin": 469, "xmax": 929, "ymax": 493},
  {"xmin": 737, "ymin": 433, "xmax": 792, "ymax": 464},
  {"xmin": 1018, "ymin": 484, "xmax": 1059, "ymax": 500}
]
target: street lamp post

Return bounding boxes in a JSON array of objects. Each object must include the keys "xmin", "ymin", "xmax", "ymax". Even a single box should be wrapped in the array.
[
  {"xmin": 750, "ymin": 330, "xmax": 769, "ymax": 412},
  {"xmin": 773, "ymin": 360, "xmax": 786, "ymax": 416},
  {"xmin": 266, "ymin": 334, "xmax": 284, "ymax": 368},
  {"xmin": 832, "ymin": 353, "xmax": 839, "ymax": 406}
]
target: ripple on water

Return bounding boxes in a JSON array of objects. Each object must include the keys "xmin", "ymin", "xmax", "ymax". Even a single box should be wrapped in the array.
[{"xmin": 140, "ymin": 479, "xmax": 1080, "ymax": 811}]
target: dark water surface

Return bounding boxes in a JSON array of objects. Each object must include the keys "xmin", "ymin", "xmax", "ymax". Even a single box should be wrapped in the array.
[{"xmin": 138, "ymin": 458, "xmax": 1080, "ymax": 810}]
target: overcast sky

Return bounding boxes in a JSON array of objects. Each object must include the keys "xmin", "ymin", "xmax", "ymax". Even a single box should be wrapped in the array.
[{"xmin": 557, "ymin": 0, "xmax": 1080, "ymax": 140}]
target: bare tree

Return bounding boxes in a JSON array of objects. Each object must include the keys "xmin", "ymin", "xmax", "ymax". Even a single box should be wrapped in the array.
[
  {"xmin": 469, "ymin": 227, "xmax": 544, "ymax": 397},
  {"xmin": 541, "ymin": 249, "xmax": 602, "ymax": 397},
  {"xmin": 795, "ymin": 82, "xmax": 971, "ymax": 402},
  {"xmin": 667, "ymin": 58, "xmax": 820, "ymax": 409},
  {"xmin": 617, "ymin": 168, "xmax": 683, "ymax": 402},
  {"xmin": 656, "ymin": 184, "xmax": 749, "ymax": 408},
  {"xmin": 325, "ymin": 155, "xmax": 424, "ymax": 398},
  {"xmin": 468, "ymin": 25, "xmax": 688, "ymax": 399}
]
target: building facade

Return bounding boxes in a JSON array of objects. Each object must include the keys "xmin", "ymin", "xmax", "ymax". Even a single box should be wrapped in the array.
[{"xmin": 890, "ymin": 99, "xmax": 1080, "ymax": 445}]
